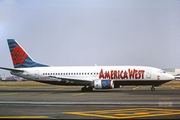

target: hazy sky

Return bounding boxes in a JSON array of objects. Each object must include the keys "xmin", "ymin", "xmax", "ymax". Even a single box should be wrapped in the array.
[{"xmin": 0, "ymin": 0, "xmax": 180, "ymax": 76}]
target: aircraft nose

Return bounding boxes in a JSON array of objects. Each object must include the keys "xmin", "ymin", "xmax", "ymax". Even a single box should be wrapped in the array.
[{"xmin": 167, "ymin": 74, "xmax": 175, "ymax": 80}]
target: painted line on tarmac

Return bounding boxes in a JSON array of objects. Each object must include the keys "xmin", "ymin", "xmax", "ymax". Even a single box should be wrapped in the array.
[
  {"xmin": 171, "ymin": 86, "xmax": 175, "ymax": 89},
  {"xmin": 159, "ymin": 98, "xmax": 172, "ymax": 100},
  {"xmin": 72, "ymin": 93, "xmax": 85, "ymax": 96},
  {"xmin": 0, "ymin": 92, "xmax": 19, "ymax": 96},
  {"xmin": 42, "ymin": 93, "xmax": 51, "ymax": 96},
  {"xmin": 63, "ymin": 107, "xmax": 180, "ymax": 119},
  {"xmin": 132, "ymin": 86, "xmax": 139, "ymax": 90},
  {"xmin": 18, "ymin": 88, "xmax": 30, "ymax": 90},
  {"xmin": 0, "ymin": 116, "xmax": 48, "ymax": 119},
  {"xmin": 54, "ymin": 88, "xmax": 64, "ymax": 90},
  {"xmin": 54, "ymin": 87, "xmax": 64, "ymax": 90}
]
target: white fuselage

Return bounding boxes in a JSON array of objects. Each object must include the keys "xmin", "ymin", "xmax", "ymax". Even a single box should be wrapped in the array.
[{"xmin": 11, "ymin": 66, "xmax": 174, "ymax": 87}]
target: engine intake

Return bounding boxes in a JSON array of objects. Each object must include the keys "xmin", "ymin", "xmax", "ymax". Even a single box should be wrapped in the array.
[{"xmin": 94, "ymin": 79, "xmax": 114, "ymax": 89}]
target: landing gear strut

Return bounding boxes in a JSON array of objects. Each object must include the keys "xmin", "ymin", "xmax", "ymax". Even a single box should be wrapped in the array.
[
  {"xmin": 81, "ymin": 86, "xmax": 93, "ymax": 92},
  {"xmin": 151, "ymin": 85, "xmax": 155, "ymax": 91}
]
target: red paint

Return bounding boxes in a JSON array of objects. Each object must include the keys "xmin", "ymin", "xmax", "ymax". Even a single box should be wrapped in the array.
[
  {"xmin": 119, "ymin": 70, "xmax": 124, "ymax": 79},
  {"xmin": 114, "ymin": 70, "xmax": 117, "ymax": 79},
  {"xmin": 110, "ymin": 70, "xmax": 113, "ymax": 79},
  {"xmin": 124, "ymin": 70, "xmax": 128, "ymax": 79},
  {"xmin": 128, "ymin": 69, "xmax": 134, "ymax": 79},
  {"xmin": 99, "ymin": 69, "xmax": 145, "ymax": 80},
  {"xmin": 11, "ymin": 46, "xmax": 27, "ymax": 65},
  {"xmin": 139, "ymin": 70, "xmax": 145, "ymax": 79}
]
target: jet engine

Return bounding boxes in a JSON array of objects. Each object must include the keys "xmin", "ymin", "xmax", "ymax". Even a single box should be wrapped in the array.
[{"xmin": 94, "ymin": 79, "xmax": 114, "ymax": 89}]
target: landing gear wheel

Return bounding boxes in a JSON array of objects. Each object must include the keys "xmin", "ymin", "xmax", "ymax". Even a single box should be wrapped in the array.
[
  {"xmin": 81, "ymin": 86, "xmax": 93, "ymax": 92},
  {"xmin": 151, "ymin": 85, "xmax": 155, "ymax": 91},
  {"xmin": 81, "ymin": 87, "xmax": 86, "ymax": 92},
  {"xmin": 87, "ymin": 86, "xmax": 93, "ymax": 92}
]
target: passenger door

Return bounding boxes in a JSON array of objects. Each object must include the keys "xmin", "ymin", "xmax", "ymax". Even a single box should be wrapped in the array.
[
  {"xmin": 35, "ymin": 70, "xmax": 39, "ymax": 79},
  {"xmin": 146, "ymin": 69, "xmax": 151, "ymax": 79}
]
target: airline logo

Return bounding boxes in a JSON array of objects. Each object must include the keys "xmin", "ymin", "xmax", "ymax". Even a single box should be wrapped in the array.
[
  {"xmin": 99, "ymin": 69, "xmax": 145, "ymax": 79},
  {"xmin": 11, "ymin": 46, "xmax": 27, "ymax": 66}
]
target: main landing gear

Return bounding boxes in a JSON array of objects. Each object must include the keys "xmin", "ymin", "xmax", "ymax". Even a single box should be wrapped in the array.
[
  {"xmin": 151, "ymin": 85, "xmax": 155, "ymax": 91},
  {"xmin": 81, "ymin": 86, "xmax": 93, "ymax": 92}
]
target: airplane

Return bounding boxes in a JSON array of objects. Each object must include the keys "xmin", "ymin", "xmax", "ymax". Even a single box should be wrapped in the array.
[
  {"xmin": 174, "ymin": 74, "xmax": 180, "ymax": 80},
  {"xmin": 0, "ymin": 39, "xmax": 175, "ymax": 92}
]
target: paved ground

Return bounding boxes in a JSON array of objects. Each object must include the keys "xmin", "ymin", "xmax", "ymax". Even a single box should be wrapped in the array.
[{"xmin": 0, "ymin": 80, "xmax": 180, "ymax": 119}]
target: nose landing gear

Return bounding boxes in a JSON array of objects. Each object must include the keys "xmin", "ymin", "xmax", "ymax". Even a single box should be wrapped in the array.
[{"xmin": 151, "ymin": 85, "xmax": 155, "ymax": 91}]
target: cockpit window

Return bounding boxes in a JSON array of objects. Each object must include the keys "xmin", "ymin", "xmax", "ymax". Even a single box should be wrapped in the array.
[{"xmin": 159, "ymin": 70, "xmax": 166, "ymax": 73}]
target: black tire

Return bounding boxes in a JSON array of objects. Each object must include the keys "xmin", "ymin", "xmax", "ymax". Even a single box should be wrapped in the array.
[
  {"xmin": 87, "ymin": 86, "xmax": 93, "ymax": 92},
  {"xmin": 151, "ymin": 87, "xmax": 155, "ymax": 91},
  {"xmin": 81, "ymin": 87, "xmax": 86, "ymax": 92},
  {"xmin": 81, "ymin": 86, "xmax": 93, "ymax": 92}
]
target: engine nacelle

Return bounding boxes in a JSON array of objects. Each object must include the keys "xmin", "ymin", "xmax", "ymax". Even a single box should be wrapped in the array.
[{"xmin": 94, "ymin": 79, "xmax": 114, "ymax": 89}]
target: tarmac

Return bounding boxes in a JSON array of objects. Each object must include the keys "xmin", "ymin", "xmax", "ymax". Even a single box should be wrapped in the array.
[{"xmin": 0, "ymin": 80, "xmax": 180, "ymax": 119}]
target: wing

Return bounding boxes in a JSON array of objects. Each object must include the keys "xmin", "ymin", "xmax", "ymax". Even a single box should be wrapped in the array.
[
  {"xmin": 0, "ymin": 66, "xmax": 93, "ymax": 85},
  {"xmin": 48, "ymin": 75, "xmax": 93, "ymax": 84}
]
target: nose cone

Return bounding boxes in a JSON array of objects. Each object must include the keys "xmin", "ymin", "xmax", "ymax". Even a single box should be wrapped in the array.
[
  {"xmin": 161, "ymin": 73, "xmax": 175, "ymax": 80},
  {"xmin": 166, "ymin": 74, "xmax": 175, "ymax": 80}
]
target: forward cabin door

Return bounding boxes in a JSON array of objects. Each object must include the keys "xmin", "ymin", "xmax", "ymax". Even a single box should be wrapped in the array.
[
  {"xmin": 146, "ymin": 69, "xmax": 151, "ymax": 79},
  {"xmin": 35, "ymin": 70, "xmax": 39, "ymax": 79}
]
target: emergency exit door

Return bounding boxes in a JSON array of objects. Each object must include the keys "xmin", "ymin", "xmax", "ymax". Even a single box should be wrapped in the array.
[
  {"xmin": 35, "ymin": 70, "xmax": 39, "ymax": 79},
  {"xmin": 146, "ymin": 69, "xmax": 151, "ymax": 78}
]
